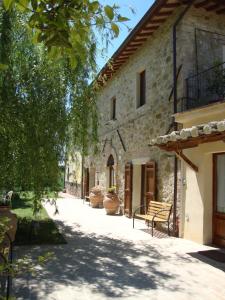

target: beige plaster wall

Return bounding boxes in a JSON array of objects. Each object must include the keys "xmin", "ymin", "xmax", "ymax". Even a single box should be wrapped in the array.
[
  {"xmin": 182, "ymin": 142, "xmax": 225, "ymax": 244},
  {"xmin": 132, "ymin": 165, "xmax": 142, "ymax": 212},
  {"xmin": 177, "ymin": 103, "xmax": 225, "ymax": 244}
]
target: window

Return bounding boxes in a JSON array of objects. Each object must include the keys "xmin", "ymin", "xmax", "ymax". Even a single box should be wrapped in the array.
[
  {"xmin": 110, "ymin": 97, "xmax": 116, "ymax": 120},
  {"xmin": 107, "ymin": 154, "xmax": 115, "ymax": 187},
  {"xmin": 223, "ymin": 45, "xmax": 225, "ymax": 65},
  {"xmin": 137, "ymin": 70, "xmax": 146, "ymax": 108}
]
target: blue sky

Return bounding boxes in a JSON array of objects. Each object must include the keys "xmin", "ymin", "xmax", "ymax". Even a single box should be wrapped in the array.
[{"xmin": 96, "ymin": 1, "xmax": 155, "ymax": 70}]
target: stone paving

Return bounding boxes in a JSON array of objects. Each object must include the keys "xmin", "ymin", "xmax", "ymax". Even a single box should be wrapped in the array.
[{"xmin": 15, "ymin": 193, "xmax": 225, "ymax": 300}]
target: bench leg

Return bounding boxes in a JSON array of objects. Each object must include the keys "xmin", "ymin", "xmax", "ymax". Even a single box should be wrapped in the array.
[
  {"xmin": 151, "ymin": 220, "xmax": 154, "ymax": 237},
  {"xmin": 168, "ymin": 221, "xmax": 170, "ymax": 236},
  {"xmin": 133, "ymin": 217, "xmax": 134, "ymax": 229}
]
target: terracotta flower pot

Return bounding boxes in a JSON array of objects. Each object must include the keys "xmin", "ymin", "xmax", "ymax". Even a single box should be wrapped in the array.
[
  {"xmin": 103, "ymin": 192, "xmax": 120, "ymax": 215},
  {"xmin": 89, "ymin": 186, "xmax": 104, "ymax": 208},
  {"xmin": 0, "ymin": 206, "xmax": 18, "ymax": 242}
]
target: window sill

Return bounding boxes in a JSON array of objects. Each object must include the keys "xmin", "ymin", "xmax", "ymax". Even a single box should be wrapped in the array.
[{"xmin": 136, "ymin": 103, "xmax": 146, "ymax": 111}]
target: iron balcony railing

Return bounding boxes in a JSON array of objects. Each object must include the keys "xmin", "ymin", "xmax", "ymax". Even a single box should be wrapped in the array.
[{"xmin": 183, "ymin": 62, "xmax": 225, "ymax": 111}]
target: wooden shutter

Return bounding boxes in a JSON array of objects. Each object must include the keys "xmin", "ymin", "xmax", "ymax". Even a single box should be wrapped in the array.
[
  {"xmin": 84, "ymin": 168, "xmax": 89, "ymax": 197},
  {"xmin": 124, "ymin": 163, "xmax": 133, "ymax": 218},
  {"xmin": 145, "ymin": 161, "xmax": 156, "ymax": 208}
]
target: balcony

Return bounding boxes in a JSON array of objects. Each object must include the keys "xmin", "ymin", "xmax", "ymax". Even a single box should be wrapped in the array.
[{"xmin": 182, "ymin": 62, "xmax": 225, "ymax": 112}]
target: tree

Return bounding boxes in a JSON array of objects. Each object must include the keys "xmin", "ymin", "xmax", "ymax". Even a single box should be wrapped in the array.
[
  {"xmin": 2, "ymin": 0, "xmax": 129, "ymax": 69},
  {"xmin": 0, "ymin": 1, "xmax": 129, "ymax": 209},
  {"xmin": 0, "ymin": 9, "xmax": 70, "ymax": 209}
]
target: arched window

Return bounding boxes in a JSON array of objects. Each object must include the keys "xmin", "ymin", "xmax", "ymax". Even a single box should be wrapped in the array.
[{"xmin": 107, "ymin": 155, "xmax": 115, "ymax": 187}]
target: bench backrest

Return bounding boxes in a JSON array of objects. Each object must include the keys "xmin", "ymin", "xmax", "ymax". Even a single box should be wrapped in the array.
[{"xmin": 147, "ymin": 201, "xmax": 172, "ymax": 221}]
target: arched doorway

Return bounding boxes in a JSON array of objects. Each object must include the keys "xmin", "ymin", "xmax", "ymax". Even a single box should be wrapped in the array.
[{"xmin": 107, "ymin": 154, "xmax": 115, "ymax": 188}]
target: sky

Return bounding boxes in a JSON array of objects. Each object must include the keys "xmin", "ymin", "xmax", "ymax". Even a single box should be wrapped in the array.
[{"xmin": 96, "ymin": 0, "xmax": 155, "ymax": 71}]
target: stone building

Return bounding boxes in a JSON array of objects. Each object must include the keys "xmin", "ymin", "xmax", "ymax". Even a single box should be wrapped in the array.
[
  {"xmin": 67, "ymin": 0, "xmax": 225, "ymax": 245},
  {"xmin": 65, "ymin": 151, "xmax": 82, "ymax": 196}
]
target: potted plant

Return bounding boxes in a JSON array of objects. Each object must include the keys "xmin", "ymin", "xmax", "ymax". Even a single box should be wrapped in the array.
[
  {"xmin": 89, "ymin": 186, "xmax": 104, "ymax": 208},
  {"xmin": 103, "ymin": 186, "xmax": 120, "ymax": 215}
]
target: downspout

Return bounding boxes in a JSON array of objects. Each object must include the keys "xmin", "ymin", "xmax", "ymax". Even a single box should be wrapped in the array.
[
  {"xmin": 172, "ymin": 0, "xmax": 195, "ymax": 236},
  {"xmin": 81, "ymin": 154, "xmax": 84, "ymax": 199}
]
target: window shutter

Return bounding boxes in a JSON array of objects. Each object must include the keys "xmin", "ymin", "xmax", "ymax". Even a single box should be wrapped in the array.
[
  {"xmin": 84, "ymin": 168, "xmax": 89, "ymax": 197},
  {"xmin": 145, "ymin": 161, "xmax": 156, "ymax": 208},
  {"xmin": 124, "ymin": 162, "xmax": 133, "ymax": 217}
]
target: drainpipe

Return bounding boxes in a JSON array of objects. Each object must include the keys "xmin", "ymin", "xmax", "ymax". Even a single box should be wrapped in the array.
[
  {"xmin": 172, "ymin": 0, "xmax": 195, "ymax": 236},
  {"xmin": 81, "ymin": 154, "xmax": 84, "ymax": 199}
]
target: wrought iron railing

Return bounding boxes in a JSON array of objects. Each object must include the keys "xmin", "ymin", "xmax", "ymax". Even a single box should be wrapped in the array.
[{"xmin": 183, "ymin": 62, "xmax": 225, "ymax": 111}]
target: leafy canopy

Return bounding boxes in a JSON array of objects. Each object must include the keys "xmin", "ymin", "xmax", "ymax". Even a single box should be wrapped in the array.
[{"xmin": 3, "ymin": 0, "xmax": 129, "ymax": 69}]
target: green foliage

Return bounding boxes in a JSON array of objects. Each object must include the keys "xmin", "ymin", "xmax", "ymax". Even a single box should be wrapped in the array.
[
  {"xmin": 11, "ymin": 192, "xmax": 66, "ymax": 245},
  {"xmin": 0, "ymin": 4, "xmax": 129, "ymax": 211},
  {"xmin": 2, "ymin": 0, "xmax": 129, "ymax": 68},
  {"xmin": 0, "ymin": 10, "xmax": 69, "ymax": 211},
  {"xmin": 69, "ymin": 77, "xmax": 98, "ymax": 156}
]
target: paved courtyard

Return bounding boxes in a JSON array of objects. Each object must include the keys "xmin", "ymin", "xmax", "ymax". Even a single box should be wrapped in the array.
[{"xmin": 15, "ymin": 194, "xmax": 225, "ymax": 300}]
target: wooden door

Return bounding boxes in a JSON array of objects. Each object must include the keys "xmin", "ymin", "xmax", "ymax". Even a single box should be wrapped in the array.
[
  {"xmin": 145, "ymin": 161, "xmax": 156, "ymax": 209},
  {"xmin": 140, "ymin": 165, "xmax": 146, "ymax": 214},
  {"xmin": 124, "ymin": 163, "xmax": 133, "ymax": 217},
  {"xmin": 84, "ymin": 168, "xmax": 89, "ymax": 197},
  {"xmin": 213, "ymin": 153, "xmax": 225, "ymax": 247}
]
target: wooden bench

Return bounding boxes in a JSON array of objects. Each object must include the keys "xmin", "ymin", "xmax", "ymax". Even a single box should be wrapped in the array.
[{"xmin": 133, "ymin": 201, "xmax": 173, "ymax": 237}]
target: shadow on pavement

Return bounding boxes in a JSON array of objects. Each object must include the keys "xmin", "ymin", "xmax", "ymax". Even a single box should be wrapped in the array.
[{"xmin": 14, "ymin": 219, "xmax": 200, "ymax": 299}]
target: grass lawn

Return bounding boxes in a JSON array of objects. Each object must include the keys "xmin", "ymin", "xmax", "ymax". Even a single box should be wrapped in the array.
[{"xmin": 12, "ymin": 192, "xmax": 67, "ymax": 245}]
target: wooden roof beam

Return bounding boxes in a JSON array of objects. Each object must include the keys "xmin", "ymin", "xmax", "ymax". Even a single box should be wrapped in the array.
[
  {"xmin": 138, "ymin": 32, "xmax": 153, "ymax": 37},
  {"xmin": 117, "ymin": 55, "xmax": 130, "ymax": 58},
  {"xmin": 195, "ymin": 0, "xmax": 212, "ymax": 8},
  {"xmin": 121, "ymin": 49, "xmax": 136, "ymax": 53},
  {"xmin": 125, "ymin": 47, "xmax": 138, "ymax": 51},
  {"xmin": 115, "ymin": 59, "xmax": 127, "ymax": 63},
  {"xmin": 145, "ymin": 24, "xmax": 160, "ymax": 29},
  {"xmin": 150, "ymin": 19, "xmax": 167, "ymax": 24},
  {"xmin": 206, "ymin": 3, "xmax": 223, "ymax": 11},
  {"xmin": 133, "ymin": 38, "xmax": 147, "ymax": 42},
  {"xmin": 158, "ymin": 132, "xmax": 225, "ymax": 152},
  {"xmin": 217, "ymin": 7, "xmax": 225, "ymax": 14},
  {"xmin": 156, "ymin": 11, "xmax": 173, "ymax": 16},
  {"xmin": 164, "ymin": 3, "xmax": 181, "ymax": 8},
  {"xmin": 129, "ymin": 41, "xmax": 144, "ymax": 45}
]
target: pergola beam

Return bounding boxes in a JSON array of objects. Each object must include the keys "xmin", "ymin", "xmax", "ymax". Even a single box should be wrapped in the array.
[
  {"xmin": 175, "ymin": 151, "xmax": 199, "ymax": 172},
  {"xmin": 157, "ymin": 132, "xmax": 225, "ymax": 152}
]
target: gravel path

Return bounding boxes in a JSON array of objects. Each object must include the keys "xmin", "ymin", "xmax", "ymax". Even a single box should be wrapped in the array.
[{"xmin": 14, "ymin": 194, "xmax": 225, "ymax": 300}]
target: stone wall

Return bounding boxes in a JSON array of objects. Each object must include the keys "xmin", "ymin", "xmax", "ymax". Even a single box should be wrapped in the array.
[
  {"xmin": 84, "ymin": 6, "xmax": 225, "ymax": 217},
  {"xmin": 177, "ymin": 6, "xmax": 225, "ymax": 106},
  {"xmin": 85, "ymin": 8, "xmax": 183, "ymax": 209},
  {"xmin": 65, "ymin": 151, "xmax": 82, "ymax": 197},
  {"xmin": 65, "ymin": 181, "xmax": 81, "ymax": 197}
]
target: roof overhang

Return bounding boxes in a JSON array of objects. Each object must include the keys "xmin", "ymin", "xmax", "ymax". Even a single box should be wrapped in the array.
[
  {"xmin": 97, "ymin": 0, "xmax": 225, "ymax": 85},
  {"xmin": 150, "ymin": 120, "xmax": 225, "ymax": 152}
]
